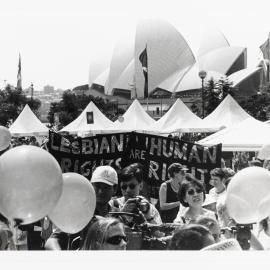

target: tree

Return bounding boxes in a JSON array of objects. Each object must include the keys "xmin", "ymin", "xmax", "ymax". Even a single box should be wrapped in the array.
[
  {"xmin": 0, "ymin": 85, "xmax": 41, "ymax": 126},
  {"xmin": 239, "ymin": 93, "xmax": 270, "ymax": 121},
  {"xmin": 47, "ymin": 90, "xmax": 122, "ymax": 128},
  {"xmin": 204, "ymin": 77, "xmax": 234, "ymax": 116}
]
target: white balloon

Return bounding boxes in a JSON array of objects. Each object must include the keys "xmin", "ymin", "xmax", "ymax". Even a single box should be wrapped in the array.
[
  {"xmin": 49, "ymin": 173, "xmax": 96, "ymax": 234},
  {"xmin": 226, "ymin": 167, "xmax": 270, "ymax": 224},
  {"xmin": 0, "ymin": 145, "xmax": 63, "ymax": 224},
  {"xmin": 0, "ymin": 126, "xmax": 11, "ymax": 151}
]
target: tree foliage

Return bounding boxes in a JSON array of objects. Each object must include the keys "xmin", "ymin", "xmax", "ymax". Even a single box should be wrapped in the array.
[
  {"xmin": 204, "ymin": 77, "xmax": 234, "ymax": 116},
  {"xmin": 47, "ymin": 90, "xmax": 124, "ymax": 129},
  {"xmin": 239, "ymin": 93, "xmax": 270, "ymax": 121},
  {"xmin": 0, "ymin": 85, "xmax": 41, "ymax": 126}
]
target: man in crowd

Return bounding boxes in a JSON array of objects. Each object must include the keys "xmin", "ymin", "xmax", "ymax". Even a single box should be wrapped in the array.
[
  {"xmin": 114, "ymin": 163, "xmax": 162, "ymax": 225},
  {"xmin": 45, "ymin": 165, "xmax": 119, "ymax": 250},
  {"xmin": 209, "ymin": 168, "xmax": 227, "ymax": 203}
]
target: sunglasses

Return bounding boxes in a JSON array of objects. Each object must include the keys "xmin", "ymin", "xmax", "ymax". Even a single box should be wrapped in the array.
[
  {"xmin": 105, "ymin": 235, "xmax": 127, "ymax": 245},
  {"xmin": 121, "ymin": 183, "xmax": 137, "ymax": 190},
  {"xmin": 187, "ymin": 188, "xmax": 203, "ymax": 196}
]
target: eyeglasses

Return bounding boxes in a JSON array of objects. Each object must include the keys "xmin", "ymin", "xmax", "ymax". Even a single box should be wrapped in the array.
[
  {"xmin": 121, "ymin": 183, "xmax": 137, "ymax": 190},
  {"xmin": 187, "ymin": 188, "xmax": 203, "ymax": 196},
  {"xmin": 105, "ymin": 235, "xmax": 127, "ymax": 245}
]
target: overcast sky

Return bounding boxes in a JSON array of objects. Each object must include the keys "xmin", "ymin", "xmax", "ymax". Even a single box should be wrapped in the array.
[{"xmin": 0, "ymin": 0, "xmax": 269, "ymax": 91}]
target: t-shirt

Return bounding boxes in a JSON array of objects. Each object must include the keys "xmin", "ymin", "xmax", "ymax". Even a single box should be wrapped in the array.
[
  {"xmin": 209, "ymin": 188, "xmax": 226, "ymax": 202},
  {"xmin": 173, "ymin": 208, "xmax": 217, "ymax": 224}
]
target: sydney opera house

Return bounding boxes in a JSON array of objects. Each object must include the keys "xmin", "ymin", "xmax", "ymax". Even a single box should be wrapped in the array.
[{"xmin": 85, "ymin": 18, "xmax": 265, "ymax": 113}]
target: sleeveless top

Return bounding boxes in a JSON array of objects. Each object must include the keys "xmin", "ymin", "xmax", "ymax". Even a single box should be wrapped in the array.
[{"xmin": 160, "ymin": 181, "xmax": 180, "ymax": 223}]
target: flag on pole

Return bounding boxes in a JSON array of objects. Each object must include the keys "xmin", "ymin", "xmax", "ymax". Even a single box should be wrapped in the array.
[
  {"xmin": 17, "ymin": 54, "xmax": 22, "ymax": 90},
  {"xmin": 260, "ymin": 34, "xmax": 270, "ymax": 60},
  {"xmin": 139, "ymin": 46, "xmax": 148, "ymax": 98}
]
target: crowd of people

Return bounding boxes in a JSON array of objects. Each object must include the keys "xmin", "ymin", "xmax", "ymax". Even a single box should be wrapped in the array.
[{"xmin": 1, "ymin": 135, "xmax": 270, "ymax": 251}]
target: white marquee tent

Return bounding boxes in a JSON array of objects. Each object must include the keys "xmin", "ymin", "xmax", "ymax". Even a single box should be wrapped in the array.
[
  {"xmin": 60, "ymin": 101, "xmax": 116, "ymax": 135},
  {"xmin": 114, "ymin": 99, "xmax": 156, "ymax": 132},
  {"xmin": 197, "ymin": 117, "xmax": 270, "ymax": 152},
  {"xmin": 9, "ymin": 104, "xmax": 49, "ymax": 136},
  {"xmin": 147, "ymin": 98, "xmax": 208, "ymax": 133},
  {"xmin": 199, "ymin": 94, "xmax": 252, "ymax": 130}
]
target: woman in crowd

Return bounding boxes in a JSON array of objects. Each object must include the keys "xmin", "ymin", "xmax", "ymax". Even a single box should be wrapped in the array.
[
  {"xmin": 158, "ymin": 163, "xmax": 188, "ymax": 223},
  {"xmin": 82, "ymin": 217, "xmax": 127, "ymax": 250},
  {"xmin": 174, "ymin": 178, "xmax": 216, "ymax": 224}
]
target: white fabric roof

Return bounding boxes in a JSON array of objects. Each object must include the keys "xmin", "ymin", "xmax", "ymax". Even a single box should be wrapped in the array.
[
  {"xmin": 114, "ymin": 99, "xmax": 155, "ymax": 132},
  {"xmin": 199, "ymin": 94, "xmax": 252, "ymax": 130},
  {"xmin": 197, "ymin": 117, "xmax": 270, "ymax": 151},
  {"xmin": 60, "ymin": 101, "xmax": 116, "ymax": 134},
  {"xmin": 147, "ymin": 98, "xmax": 205, "ymax": 133},
  {"xmin": 9, "ymin": 104, "xmax": 49, "ymax": 136}
]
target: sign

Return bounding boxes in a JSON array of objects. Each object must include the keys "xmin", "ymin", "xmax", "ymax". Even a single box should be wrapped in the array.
[
  {"xmin": 86, "ymin": 111, "xmax": 94, "ymax": 124},
  {"xmin": 48, "ymin": 131, "xmax": 222, "ymax": 197},
  {"xmin": 48, "ymin": 131, "xmax": 130, "ymax": 178}
]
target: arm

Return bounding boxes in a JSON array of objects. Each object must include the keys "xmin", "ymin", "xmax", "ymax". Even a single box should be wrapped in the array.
[
  {"xmin": 159, "ymin": 183, "xmax": 180, "ymax": 211},
  {"xmin": 250, "ymin": 232, "xmax": 264, "ymax": 250},
  {"xmin": 44, "ymin": 237, "xmax": 62, "ymax": 250}
]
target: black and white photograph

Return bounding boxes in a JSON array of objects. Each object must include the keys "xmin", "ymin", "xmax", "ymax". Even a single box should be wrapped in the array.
[{"xmin": 0, "ymin": 0, "xmax": 270, "ymax": 268}]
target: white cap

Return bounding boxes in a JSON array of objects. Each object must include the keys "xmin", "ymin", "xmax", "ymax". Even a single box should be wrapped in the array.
[
  {"xmin": 201, "ymin": 238, "xmax": 242, "ymax": 251},
  {"xmin": 91, "ymin": 166, "xmax": 118, "ymax": 186}
]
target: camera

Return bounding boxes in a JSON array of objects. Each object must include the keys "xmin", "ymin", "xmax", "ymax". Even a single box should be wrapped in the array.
[
  {"xmin": 221, "ymin": 223, "xmax": 253, "ymax": 250},
  {"xmin": 122, "ymin": 196, "xmax": 150, "ymax": 216}
]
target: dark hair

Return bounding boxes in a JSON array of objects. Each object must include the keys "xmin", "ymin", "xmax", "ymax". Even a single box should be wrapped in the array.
[
  {"xmin": 168, "ymin": 224, "xmax": 212, "ymax": 250},
  {"xmin": 168, "ymin": 163, "xmax": 185, "ymax": 178},
  {"xmin": 250, "ymin": 160, "xmax": 262, "ymax": 167},
  {"xmin": 195, "ymin": 216, "xmax": 219, "ymax": 232},
  {"xmin": 210, "ymin": 168, "xmax": 226, "ymax": 179},
  {"xmin": 178, "ymin": 179, "xmax": 206, "ymax": 207},
  {"xmin": 119, "ymin": 163, "xmax": 143, "ymax": 183}
]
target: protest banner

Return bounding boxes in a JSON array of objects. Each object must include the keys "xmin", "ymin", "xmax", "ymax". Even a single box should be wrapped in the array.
[
  {"xmin": 48, "ymin": 131, "xmax": 130, "ymax": 178},
  {"xmin": 122, "ymin": 132, "xmax": 222, "ymax": 197},
  {"xmin": 48, "ymin": 131, "xmax": 222, "ymax": 197}
]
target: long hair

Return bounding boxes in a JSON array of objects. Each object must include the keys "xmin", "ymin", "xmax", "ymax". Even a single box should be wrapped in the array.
[{"xmin": 82, "ymin": 217, "xmax": 122, "ymax": 250}]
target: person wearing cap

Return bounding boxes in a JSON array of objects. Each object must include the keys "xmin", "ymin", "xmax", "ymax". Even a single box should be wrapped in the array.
[
  {"xmin": 158, "ymin": 163, "xmax": 188, "ymax": 223},
  {"xmin": 91, "ymin": 165, "xmax": 119, "ymax": 216},
  {"xmin": 45, "ymin": 166, "xmax": 120, "ymax": 250}
]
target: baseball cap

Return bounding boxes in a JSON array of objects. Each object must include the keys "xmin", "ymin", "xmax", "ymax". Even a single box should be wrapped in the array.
[{"xmin": 91, "ymin": 166, "xmax": 118, "ymax": 186}]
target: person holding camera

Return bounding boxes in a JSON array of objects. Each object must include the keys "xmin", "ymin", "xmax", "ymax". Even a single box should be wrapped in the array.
[
  {"xmin": 115, "ymin": 163, "xmax": 162, "ymax": 225},
  {"xmin": 158, "ymin": 163, "xmax": 188, "ymax": 223}
]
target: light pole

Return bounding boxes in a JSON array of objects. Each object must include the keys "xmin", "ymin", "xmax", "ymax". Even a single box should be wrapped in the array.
[{"xmin": 198, "ymin": 70, "xmax": 207, "ymax": 118}]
